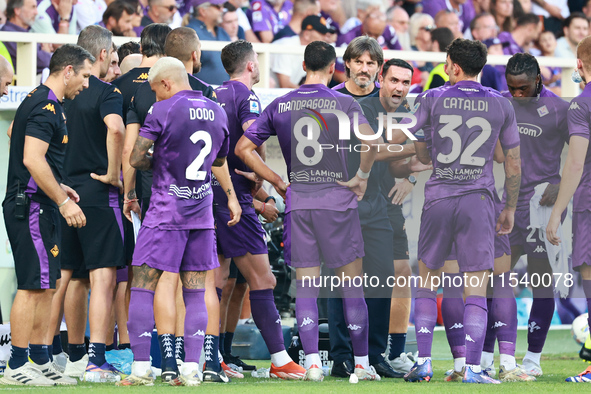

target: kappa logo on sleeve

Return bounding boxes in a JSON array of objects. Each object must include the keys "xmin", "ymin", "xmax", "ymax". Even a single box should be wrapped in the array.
[
  {"xmin": 138, "ymin": 73, "xmax": 149, "ymax": 80},
  {"xmin": 569, "ymin": 101, "xmax": 581, "ymax": 110},
  {"xmin": 43, "ymin": 103, "xmax": 56, "ymax": 114}
]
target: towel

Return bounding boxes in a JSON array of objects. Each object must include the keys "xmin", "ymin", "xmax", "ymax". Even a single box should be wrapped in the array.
[{"xmin": 529, "ymin": 182, "xmax": 570, "ymax": 298}]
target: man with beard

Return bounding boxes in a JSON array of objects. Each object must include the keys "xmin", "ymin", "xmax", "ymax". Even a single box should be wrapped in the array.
[
  {"xmin": 123, "ymin": 27, "xmax": 216, "ymax": 382},
  {"xmin": 102, "ymin": 1, "xmax": 135, "ymax": 36},
  {"xmin": 329, "ymin": 37, "xmax": 419, "ymax": 379}
]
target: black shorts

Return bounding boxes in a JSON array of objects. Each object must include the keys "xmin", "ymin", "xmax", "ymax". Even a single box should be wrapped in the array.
[
  {"xmin": 3, "ymin": 200, "xmax": 61, "ymax": 290},
  {"xmin": 61, "ymin": 206, "xmax": 125, "ymax": 271},
  {"xmin": 228, "ymin": 259, "xmax": 246, "ymax": 284},
  {"xmin": 387, "ymin": 204, "xmax": 409, "ymax": 261}
]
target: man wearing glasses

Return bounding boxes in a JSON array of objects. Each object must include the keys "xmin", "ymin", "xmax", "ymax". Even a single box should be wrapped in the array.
[
  {"xmin": 141, "ymin": 0, "xmax": 178, "ymax": 26},
  {"xmin": 187, "ymin": 0, "xmax": 231, "ymax": 85}
]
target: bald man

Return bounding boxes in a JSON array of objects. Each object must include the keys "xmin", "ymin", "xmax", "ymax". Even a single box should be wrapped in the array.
[{"xmin": 119, "ymin": 57, "xmax": 240, "ymax": 387}]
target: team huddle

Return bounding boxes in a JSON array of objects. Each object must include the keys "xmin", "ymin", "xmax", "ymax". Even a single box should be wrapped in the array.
[{"xmin": 1, "ymin": 20, "xmax": 591, "ymax": 388}]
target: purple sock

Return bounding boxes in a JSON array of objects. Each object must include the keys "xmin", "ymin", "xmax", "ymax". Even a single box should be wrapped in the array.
[
  {"xmin": 583, "ymin": 280, "xmax": 591, "ymax": 332},
  {"xmin": 127, "ymin": 287, "xmax": 155, "ymax": 361},
  {"xmin": 527, "ymin": 286, "xmax": 555, "ymax": 353},
  {"xmin": 183, "ymin": 288, "xmax": 207, "ymax": 363},
  {"xmin": 295, "ymin": 280, "xmax": 320, "ymax": 355},
  {"xmin": 250, "ymin": 289, "xmax": 285, "ymax": 354},
  {"xmin": 340, "ymin": 282, "xmax": 369, "ymax": 357},
  {"xmin": 483, "ymin": 298, "xmax": 496, "ymax": 353},
  {"xmin": 441, "ymin": 273, "xmax": 465, "ymax": 359},
  {"xmin": 492, "ymin": 274, "xmax": 517, "ymax": 357},
  {"xmin": 216, "ymin": 287, "xmax": 223, "ymax": 302},
  {"xmin": 464, "ymin": 296, "xmax": 487, "ymax": 366},
  {"xmin": 415, "ymin": 288, "xmax": 437, "ymax": 358}
]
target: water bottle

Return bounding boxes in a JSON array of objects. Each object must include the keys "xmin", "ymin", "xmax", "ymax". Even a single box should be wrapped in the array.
[{"xmin": 251, "ymin": 367, "xmax": 270, "ymax": 378}]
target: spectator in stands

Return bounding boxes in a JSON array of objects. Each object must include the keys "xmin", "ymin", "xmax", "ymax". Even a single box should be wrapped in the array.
[
  {"xmin": 271, "ymin": 14, "xmax": 335, "ymax": 88},
  {"xmin": 387, "ymin": 6, "xmax": 411, "ymax": 50},
  {"xmin": 318, "ymin": 0, "xmax": 345, "ymax": 32},
  {"xmin": 423, "ymin": 0, "xmax": 476, "ymax": 33},
  {"xmin": 434, "ymin": 9, "xmax": 463, "ymax": 37},
  {"xmin": 226, "ymin": 0, "xmax": 259, "ymax": 42},
  {"xmin": 498, "ymin": 12, "xmax": 541, "ymax": 54},
  {"xmin": 473, "ymin": 0, "xmax": 492, "ymax": 13},
  {"xmin": 423, "ymin": 27, "xmax": 454, "ymax": 90},
  {"xmin": 409, "ymin": 12, "xmax": 435, "ymax": 52},
  {"xmin": 491, "ymin": 0, "xmax": 514, "ymax": 31},
  {"xmin": 124, "ymin": 0, "xmax": 145, "ymax": 36},
  {"xmin": 480, "ymin": 37, "xmax": 507, "ymax": 90},
  {"xmin": 583, "ymin": 0, "xmax": 591, "ymax": 17},
  {"xmin": 187, "ymin": 0, "xmax": 230, "ymax": 84},
  {"xmin": 141, "ymin": 0, "xmax": 177, "ymax": 26},
  {"xmin": 247, "ymin": 0, "xmax": 293, "ymax": 43},
  {"xmin": 32, "ymin": 0, "xmax": 78, "ymax": 36},
  {"xmin": 340, "ymin": 0, "xmax": 383, "ymax": 34},
  {"xmin": 117, "ymin": 40, "xmax": 140, "ymax": 65},
  {"xmin": 75, "ymin": 0, "xmax": 107, "ymax": 32},
  {"xmin": 0, "ymin": 2, "xmax": 7, "ymax": 27},
  {"xmin": 531, "ymin": 0, "xmax": 567, "ymax": 28},
  {"xmin": 102, "ymin": 1, "xmax": 135, "ymax": 36},
  {"xmin": 538, "ymin": 30, "xmax": 561, "ymax": 94},
  {"xmin": 1, "ymin": 0, "xmax": 52, "ymax": 75},
  {"xmin": 221, "ymin": 2, "xmax": 243, "ymax": 41},
  {"xmin": 273, "ymin": 0, "xmax": 318, "ymax": 41},
  {"xmin": 555, "ymin": 12, "xmax": 589, "ymax": 58},
  {"xmin": 468, "ymin": 12, "xmax": 499, "ymax": 40}
]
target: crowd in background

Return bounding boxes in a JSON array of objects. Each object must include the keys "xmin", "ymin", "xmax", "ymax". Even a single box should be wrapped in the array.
[{"xmin": 0, "ymin": 0, "xmax": 590, "ymax": 93}]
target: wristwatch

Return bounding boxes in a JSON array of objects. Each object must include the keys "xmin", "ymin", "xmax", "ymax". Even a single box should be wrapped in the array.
[
  {"xmin": 407, "ymin": 175, "xmax": 417, "ymax": 185},
  {"xmin": 59, "ymin": 16, "xmax": 70, "ymax": 22},
  {"xmin": 264, "ymin": 196, "xmax": 276, "ymax": 204}
]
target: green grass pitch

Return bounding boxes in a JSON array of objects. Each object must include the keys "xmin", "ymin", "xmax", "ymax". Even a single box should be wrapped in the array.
[{"xmin": 1, "ymin": 329, "xmax": 589, "ymax": 392}]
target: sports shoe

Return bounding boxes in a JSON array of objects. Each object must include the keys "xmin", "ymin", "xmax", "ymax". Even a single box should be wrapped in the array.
[
  {"xmin": 499, "ymin": 364, "xmax": 536, "ymax": 382},
  {"xmin": 0, "ymin": 362, "xmax": 56, "ymax": 386},
  {"xmin": 354, "ymin": 365, "xmax": 380, "ymax": 381},
  {"xmin": 481, "ymin": 358, "xmax": 496, "ymax": 377},
  {"xmin": 64, "ymin": 354, "xmax": 88, "ymax": 379},
  {"xmin": 53, "ymin": 352, "xmax": 69, "ymax": 373},
  {"xmin": 224, "ymin": 354, "xmax": 256, "ymax": 371},
  {"xmin": 175, "ymin": 369, "xmax": 202, "ymax": 386},
  {"xmin": 331, "ymin": 359, "xmax": 354, "ymax": 377},
  {"xmin": 387, "ymin": 352, "xmax": 414, "ymax": 374},
  {"xmin": 462, "ymin": 366, "xmax": 501, "ymax": 384},
  {"xmin": 270, "ymin": 361, "xmax": 306, "ymax": 380},
  {"xmin": 82, "ymin": 361, "xmax": 122, "ymax": 383},
  {"xmin": 161, "ymin": 366, "xmax": 179, "ymax": 382},
  {"xmin": 404, "ymin": 359, "xmax": 433, "ymax": 382},
  {"xmin": 222, "ymin": 361, "xmax": 244, "ymax": 378},
  {"xmin": 566, "ymin": 366, "xmax": 591, "ymax": 383},
  {"xmin": 372, "ymin": 360, "xmax": 405, "ymax": 378},
  {"xmin": 202, "ymin": 364, "xmax": 230, "ymax": 383},
  {"xmin": 444, "ymin": 369, "xmax": 463, "ymax": 382},
  {"xmin": 116, "ymin": 362, "xmax": 155, "ymax": 386},
  {"xmin": 34, "ymin": 361, "xmax": 77, "ymax": 385},
  {"xmin": 303, "ymin": 365, "xmax": 324, "ymax": 381},
  {"xmin": 521, "ymin": 358, "xmax": 543, "ymax": 377}
]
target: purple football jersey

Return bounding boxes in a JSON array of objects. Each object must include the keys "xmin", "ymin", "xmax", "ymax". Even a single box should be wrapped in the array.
[
  {"xmin": 410, "ymin": 80, "xmax": 520, "ymax": 208},
  {"xmin": 213, "ymin": 81, "xmax": 261, "ymax": 205},
  {"xmin": 422, "ymin": 0, "xmax": 476, "ymax": 33},
  {"xmin": 500, "ymin": 87, "xmax": 569, "ymax": 208},
  {"xmin": 498, "ymin": 32, "xmax": 523, "ymax": 56},
  {"xmin": 567, "ymin": 83, "xmax": 591, "ymax": 212},
  {"xmin": 248, "ymin": 0, "xmax": 292, "ymax": 35},
  {"xmin": 139, "ymin": 90, "xmax": 229, "ymax": 230},
  {"xmin": 243, "ymin": 83, "xmax": 369, "ymax": 212}
]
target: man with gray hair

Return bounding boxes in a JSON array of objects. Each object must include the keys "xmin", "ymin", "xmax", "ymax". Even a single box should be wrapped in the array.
[
  {"xmin": 1, "ymin": 0, "xmax": 52, "ymax": 74},
  {"xmin": 119, "ymin": 56, "xmax": 239, "ymax": 386},
  {"xmin": 387, "ymin": 6, "xmax": 411, "ymax": 50},
  {"xmin": 56, "ymin": 25, "xmax": 126, "ymax": 383},
  {"xmin": 141, "ymin": 0, "xmax": 178, "ymax": 26},
  {"xmin": 333, "ymin": 35, "xmax": 383, "ymax": 98}
]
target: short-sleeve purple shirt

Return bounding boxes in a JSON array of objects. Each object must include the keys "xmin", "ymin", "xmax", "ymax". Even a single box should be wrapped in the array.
[
  {"xmin": 567, "ymin": 83, "xmax": 591, "ymax": 212},
  {"xmin": 139, "ymin": 90, "xmax": 229, "ymax": 230}
]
